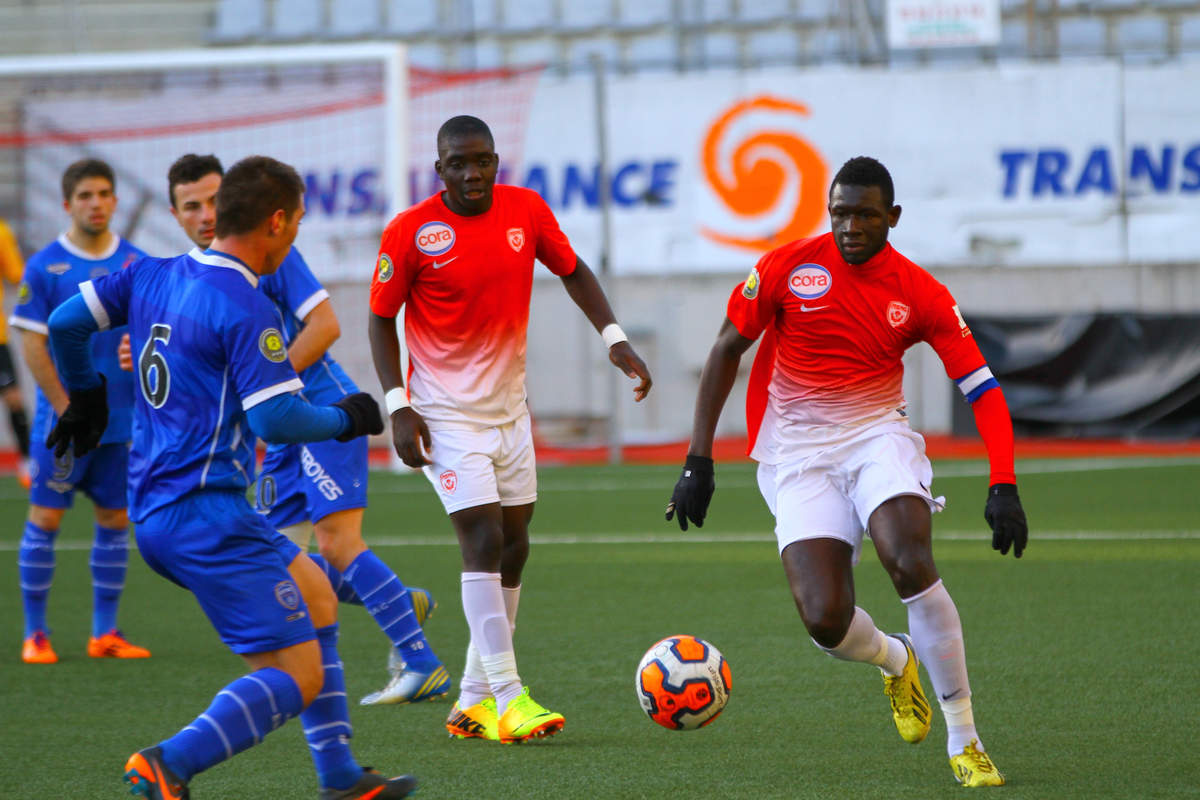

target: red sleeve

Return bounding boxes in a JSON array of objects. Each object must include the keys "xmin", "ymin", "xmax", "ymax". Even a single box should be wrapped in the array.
[
  {"xmin": 530, "ymin": 192, "xmax": 576, "ymax": 276},
  {"xmin": 915, "ymin": 274, "xmax": 986, "ymax": 381},
  {"xmin": 725, "ymin": 249, "xmax": 784, "ymax": 342},
  {"xmin": 369, "ymin": 216, "xmax": 414, "ymax": 318},
  {"xmin": 971, "ymin": 387, "xmax": 1017, "ymax": 486}
]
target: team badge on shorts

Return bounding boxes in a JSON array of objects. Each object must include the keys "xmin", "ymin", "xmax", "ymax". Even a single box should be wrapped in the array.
[
  {"xmin": 887, "ymin": 300, "xmax": 910, "ymax": 328},
  {"xmin": 377, "ymin": 253, "xmax": 394, "ymax": 282},
  {"xmin": 439, "ymin": 470, "xmax": 457, "ymax": 494},
  {"xmin": 274, "ymin": 580, "xmax": 301, "ymax": 610},
  {"xmin": 259, "ymin": 328, "xmax": 287, "ymax": 363},
  {"xmin": 507, "ymin": 227, "xmax": 525, "ymax": 252},
  {"xmin": 742, "ymin": 267, "xmax": 760, "ymax": 299}
]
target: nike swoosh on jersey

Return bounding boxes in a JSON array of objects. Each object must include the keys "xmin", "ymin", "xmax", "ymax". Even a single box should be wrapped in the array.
[
  {"xmin": 432, "ymin": 257, "xmax": 458, "ymax": 269},
  {"xmin": 800, "ymin": 304, "xmax": 829, "ymax": 312}
]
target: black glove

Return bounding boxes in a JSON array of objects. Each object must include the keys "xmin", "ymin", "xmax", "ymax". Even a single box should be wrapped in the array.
[
  {"xmin": 333, "ymin": 392, "xmax": 384, "ymax": 442},
  {"xmin": 985, "ymin": 483, "xmax": 1028, "ymax": 558},
  {"xmin": 665, "ymin": 455, "xmax": 715, "ymax": 531},
  {"xmin": 46, "ymin": 374, "xmax": 108, "ymax": 458}
]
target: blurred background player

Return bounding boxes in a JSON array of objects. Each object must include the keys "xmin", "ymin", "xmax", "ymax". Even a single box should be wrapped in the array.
[
  {"xmin": 666, "ymin": 157, "xmax": 1027, "ymax": 787},
  {"xmin": 0, "ymin": 217, "xmax": 32, "ymax": 488},
  {"xmin": 10, "ymin": 158, "xmax": 150, "ymax": 665},
  {"xmin": 368, "ymin": 115, "xmax": 653, "ymax": 743},
  {"xmin": 165, "ymin": 153, "xmax": 448, "ymax": 706},
  {"xmin": 47, "ymin": 155, "xmax": 415, "ymax": 799}
]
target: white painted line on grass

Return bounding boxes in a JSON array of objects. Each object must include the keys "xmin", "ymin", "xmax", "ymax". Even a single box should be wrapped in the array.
[{"xmin": 5, "ymin": 529, "xmax": 1195, "ymax": 551}]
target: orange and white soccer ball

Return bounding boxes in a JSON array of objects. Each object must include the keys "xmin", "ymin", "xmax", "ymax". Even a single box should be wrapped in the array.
[{"xmin": 635, "ymin": 634, "xmax": 732, "ymax": 731}]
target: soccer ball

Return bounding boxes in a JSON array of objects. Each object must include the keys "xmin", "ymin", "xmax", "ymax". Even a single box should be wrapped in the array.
[{"xmin": 635, "ymin": 634, "xmax": 732, "ymax": 731}]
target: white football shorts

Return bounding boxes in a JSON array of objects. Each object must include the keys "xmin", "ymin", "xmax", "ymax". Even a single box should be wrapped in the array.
[
  {"xmin": 755, "ymin": 420, "xmax": 945, "ymax": 562},
  {"xmin": 422, "ymin": 412, "xmax": 537, "ymax": 515}
]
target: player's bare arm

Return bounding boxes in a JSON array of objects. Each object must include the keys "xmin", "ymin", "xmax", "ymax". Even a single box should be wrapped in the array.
[
  {"xmin": 367, "ymin": 311, "xmax": 431, "ymax": 468},
  {"xmin": 288, "ymin": 298, "xmax": 340, "ymax": 373},
  {"xmin": 559, "ymin": 257, "xmax": 653, "ymax": 401},
  {"xmin": 19, "ymin": 330, "xmax": 69, "ymax": 414},
  {"xmin": 666, "ymin": 318, "xmax": 756, "ymax": 530}
]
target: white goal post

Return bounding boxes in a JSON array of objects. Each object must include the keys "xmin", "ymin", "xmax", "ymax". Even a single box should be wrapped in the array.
[{"xmin": 0, "ymin": 43, "xmax": 409, "ymax": 282}]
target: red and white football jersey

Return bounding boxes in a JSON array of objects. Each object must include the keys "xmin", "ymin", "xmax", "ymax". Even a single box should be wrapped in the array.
[
  {"xmin": 370, "ymin": 184, "xmax": 577, "ymax": 426},
  {"xmin": 726, "ymin": 232, "xmax": 986, "ymax": 462}
]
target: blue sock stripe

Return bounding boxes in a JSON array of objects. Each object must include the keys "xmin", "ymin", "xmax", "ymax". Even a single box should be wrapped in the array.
[
  {"xmin": 217, "ymin": 688, "xmax": 262, "ymax": 744},
  {"xmin": 20, "ymin": 522, "xmax": 59, "ymax": 636},
  {"xmin": 300, "ymin": 623, "xmax": 360, "ymax": 790},
  {"xmin": 244, "ymin": 673, "xmax": 281, "ymax": 721},
  {"xmin": 197, "ymin": 712, "xmax": 234, "ymax": 760}
]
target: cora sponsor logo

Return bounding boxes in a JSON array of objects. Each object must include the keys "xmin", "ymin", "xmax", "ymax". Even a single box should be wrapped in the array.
[
  {"xmin": 787, "ymin": 264, "xmax": 832, "ymax": 300},
  {"xmin": 701, "ymin": 95, "xmax": 829, "ymax": 253},
  {"xmin": 415, "ymin": 221, "xmax": 455, "ymax": 256}
]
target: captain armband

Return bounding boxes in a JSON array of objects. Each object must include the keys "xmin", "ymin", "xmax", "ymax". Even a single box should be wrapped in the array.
[{"xmin": 956, "ymin": 366, "xmax": 999, "ymax": 404}]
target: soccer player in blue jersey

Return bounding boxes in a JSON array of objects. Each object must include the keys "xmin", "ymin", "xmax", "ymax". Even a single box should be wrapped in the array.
[
  {"xmin": 165, "ymin": 153, "xmax": 448, "ymax": 706},
  {"xmin": 47, "ymin": 156, "xmax": 416, "ymax": 799},
  {"xmin": 10, "ymin": 158, "xmax": 151, "ymax": 664}
]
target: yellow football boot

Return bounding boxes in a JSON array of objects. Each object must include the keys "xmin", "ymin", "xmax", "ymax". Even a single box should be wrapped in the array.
[
  {"xmin": 950, "ymin": 740, "xmax": 1005, "ymax": 787},
  {"xmin": 446, "ymin": 697, "xmax": 499, "ymax": 741},
  {"xmin": 497, "ymin": 688, "xmax": 564, "ymax": 744},
  {"xmin": 882, "ymin": 633, "xmax": 931, "ymax": 744}
]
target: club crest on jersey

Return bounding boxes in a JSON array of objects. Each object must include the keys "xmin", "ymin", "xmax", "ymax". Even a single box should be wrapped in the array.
[
  {"xmin": 742, "ymin": 267, "xmax": 760, "ymax": 299},
  {"xmin": 259, "ymin": 328, "xmax": 287, "ymax": 363},
  {"xmin": 507, "ymin": 227, "xmax": 525, "ymax": 252},
  {"xmin": 415, "ymin": 221, "xmax": 455, "ymax": 256},
  {"xmin": 952, "ymin": 304, "xmax": 972, "ymax": 337},
  {"xmin": 787, "ymin": 263, "xmax": 832, "ymax": 300},
  {"xmin": 887, "ymin": 300, "xmax": 910, "ymax": 328},
  {"xmin": 377, "ymin": 253, "xmax": 394, "ymax": 282},
  {"xmin": 47, "ymin": 262, "xmax": 70, "ymax": 275},
  {"xmin": 440, "ymin": 470, "xmax": 457, "ymax": 494},
  {"xmin": 274, "ymin": 580, "xmax": 301, "ymax": 610}
]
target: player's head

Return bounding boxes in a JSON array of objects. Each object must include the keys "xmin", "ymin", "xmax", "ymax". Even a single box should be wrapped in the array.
[
  {"xmin": 435, "ymin": 115, "xmax": 499, "ymax": 216},
  {"xmin": 61, "ymin": 158, "xmax": 117, "ymax": 237},
  {"xmin": 168, "ymin": 154, "xmax": 224, "ymax": 249},
  {"xmin": 214, "ymin": 155, "xmax": 305, "ymax": 274},
  {"xmin": 828, "ymin": 156, "xmax": 901, "ymax": 265}
]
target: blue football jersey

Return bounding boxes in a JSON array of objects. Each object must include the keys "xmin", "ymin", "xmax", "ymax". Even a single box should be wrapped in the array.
[
  {"xmin": 10, "ymin": 234, "xmax": 143, "ymax": 446},
  {"xmin": 81, "ymin": 249, "xmax": 303, "ymax": 521},
  {"xmin": 258, "ymin": 247, "xmax": 358, "ymax": 405}
]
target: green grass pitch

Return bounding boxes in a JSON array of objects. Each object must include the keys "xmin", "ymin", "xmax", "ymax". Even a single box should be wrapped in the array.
[{"xmin": 1, "ymin": 457, "xmax": 1197, "ymax": 798}]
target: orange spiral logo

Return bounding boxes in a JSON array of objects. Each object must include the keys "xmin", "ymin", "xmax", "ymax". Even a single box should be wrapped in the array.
[{"xmin": 701, "ymin": 95, "xmax": 828, "ymax": 253}]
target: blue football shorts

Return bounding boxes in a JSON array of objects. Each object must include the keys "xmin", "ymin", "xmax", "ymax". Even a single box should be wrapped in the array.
[
  {"xmin": 136, "ymin": 490, "xmax": 314, "ymax": 655},
  {"xmin": 28, "ymin": 439, "xmax": 128, "ymax": 510},
  {"xmin": 256, "ymin": 437, "xmax": 368, "ymax": 530}
]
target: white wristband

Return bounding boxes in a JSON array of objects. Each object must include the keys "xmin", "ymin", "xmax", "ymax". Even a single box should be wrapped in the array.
[
  {"xmin": 384, "ymin": 387, "xmax": 410, "ymax": 415},
  {"xmin": 601, "ymin": 323, "xmax": 628, "ymax": 349}
]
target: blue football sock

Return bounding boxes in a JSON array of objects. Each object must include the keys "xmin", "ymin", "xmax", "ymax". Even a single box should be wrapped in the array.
[
  {"xmin": 18, "ymin": 521, "xmax": 57, "ymax": 638},
  {"xmin": 308, "ymin": 553, "xmax": 362, "ymax": 605},
  {"xmin": 91, "ymin": 524, "xmax": 129, "ymax": 636},
  {"xmin": 343, "ymin": 550, "xmax": 438, "ymax": 671},
  {"xmin": 159, "ymin": 667, "xmax": 303, "ymax": 781},
  {"xmin": 301, "ymin": 624, "xmax": 361, "ymax": 790}
]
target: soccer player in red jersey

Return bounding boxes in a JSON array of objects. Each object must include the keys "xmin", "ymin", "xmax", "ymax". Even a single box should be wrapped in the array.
[
  {"xmin": 369, "ymin": 115, "xmax": 652, "ymax": 743},
  {"xmin": 667, "ymin": 157, "xmax": 1026, "ymax": 787}
]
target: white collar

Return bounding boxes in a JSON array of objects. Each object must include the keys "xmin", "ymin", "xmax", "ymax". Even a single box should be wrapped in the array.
[
  {"xmin": 57, "ymin": 232, "xmax": 120, "ymax": 261},
  {"xmin": 190, "ymin": 247, "xmax": 259, "ymax": 288}
]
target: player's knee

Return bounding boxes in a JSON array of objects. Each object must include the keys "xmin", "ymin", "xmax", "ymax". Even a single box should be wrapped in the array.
[
  {"xmin": 799, "ymin": 600, "xmax": 853, "ymax": 649},
  {"xmin": 500, "ymin": 537, "xmax": 529, "ymax": 575},
  {"xmin": 94, "ymin": 507, "xmax": 129, "ymax": 529},
  {"xmin": 28, "ymin": 505, "xmax": 64, "ymax": 530},
  {"xmin": 300, "ymin": 574, "xmax": 338, "ymax": 627},
  {"xmin": 883, "ymin": 552, "xmax": 937, "ymax": 598}
]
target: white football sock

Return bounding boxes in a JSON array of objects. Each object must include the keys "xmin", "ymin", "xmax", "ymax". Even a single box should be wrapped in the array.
[
  {"xmin": 903, "ymin": 580, "xmax": 981, "ymax": 755},
  {"xmin": 818, "ymin": 606, "xmax": 908, "ymax": 675},
  {"xmin": 458, "ymin": 585, "xmax": 522, "ymax": 708},
  {"xmin": 461, "ymin": 572, "xmax": 522, "ymax": 711}
]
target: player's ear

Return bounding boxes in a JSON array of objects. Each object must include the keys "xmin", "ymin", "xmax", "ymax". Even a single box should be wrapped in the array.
[
  {"xmin": 434, "ymin": 159, "xmax": 443, "ymax": 178},
  {"xmin": 889, "ymin": 204, "xmax": 901, "ymax": 227}
]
